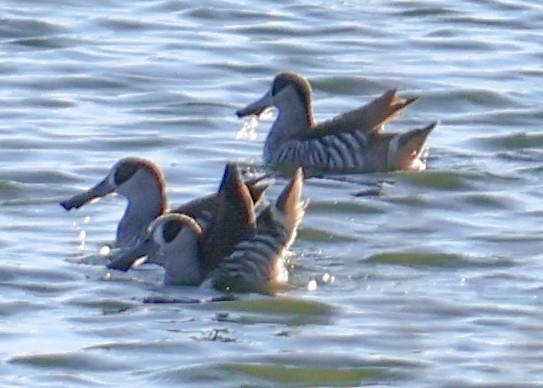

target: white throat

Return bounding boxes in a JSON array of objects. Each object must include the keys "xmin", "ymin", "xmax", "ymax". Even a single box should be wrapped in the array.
[
  {"xmin": 115, "ymin": 170, "xmax": 165, "ymax": 247},
  {"xmin": 163, "ymin": 229, "xmax": 201, "ymax": 286},
  {"xmin": 264, "ymin": 86, "xmax": 311, "ymax": 159}
]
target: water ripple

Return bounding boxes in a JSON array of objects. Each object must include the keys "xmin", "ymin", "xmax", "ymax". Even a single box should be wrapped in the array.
[
  {"xmin": 0, "ymin": 0, "xmax": 542, "ymax": 386},
  {"xmin": 9, "ymin": 351, "xmax": 130, "ymax": 372}
]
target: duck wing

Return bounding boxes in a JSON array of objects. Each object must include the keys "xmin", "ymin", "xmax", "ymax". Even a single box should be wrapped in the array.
[
  {"xmin": 198, "ymin": 163, "xmax": 258, "ymax": 275},
  {"xmin": 303, "ymin": 89, "xmax": 418, "ymax": 140},
  {"xmin": 171, "ymin": 175, "xmax": 269, "ymax": 219}
]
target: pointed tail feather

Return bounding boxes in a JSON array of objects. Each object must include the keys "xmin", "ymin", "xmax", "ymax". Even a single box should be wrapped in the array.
[
  {"xmin": 389, "ymin": 121, "xmax": 439, "ymax": 171},
  {"xmin": 274, "ymin": 168, "xmax": 307, "ymax": 234},
  {"xmin": 314, "ymin": 89, "xmax": 419, "ymax": 136},
  {"xmin": 218, "ymin": 163, "xmax": 256, "ymax": 225},
  {"xmin": 200, "ymin": 163, "xmax": 257, "ymax": 274},
  {"xmin": 363, "ymin": 88, "xmax": 419, "ymax": 129},
  {"xmin": 398, "ymin": 121, "xmax": 439, "ymax": 149}
]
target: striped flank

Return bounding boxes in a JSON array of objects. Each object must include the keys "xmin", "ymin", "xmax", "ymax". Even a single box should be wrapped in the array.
[
  {"xmin": 269, "ymin": 131, "xmax": 369, "ymax": 171},
  {"xmin": 211, "ymin": 219, "xmax": 289, "ymax": 294}
]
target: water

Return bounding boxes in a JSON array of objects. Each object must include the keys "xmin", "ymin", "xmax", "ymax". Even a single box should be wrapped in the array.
[{"xmin": 1, "ymin": 0, "xmax": 542, "ymax": 386}]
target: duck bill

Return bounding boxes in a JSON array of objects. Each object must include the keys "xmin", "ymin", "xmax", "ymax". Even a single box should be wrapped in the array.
[
  {"xmin": 107, "ymin": 238, "xmax": 156, "ymax": 271},
  {"xmin": 236, "ymin": 90, "xmax": 272, "ymax": 118},
  {"xmin": 60, "ymin": 177, "xmax": 115, "ymax": 210}
]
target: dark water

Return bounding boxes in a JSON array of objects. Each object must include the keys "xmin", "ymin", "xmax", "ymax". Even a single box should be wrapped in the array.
[{"xmin": 1, "ymin": 0, "xmax": 543, "ymax": 386}]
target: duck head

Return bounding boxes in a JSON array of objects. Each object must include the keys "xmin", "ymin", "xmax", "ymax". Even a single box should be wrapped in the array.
[
  {"xmin": 60, "ymin": 157, "xmax": 167, "ymax": 248},
  {"xmin": 107, "ymin": 213, "xmax": 203, "ymax": 285},
  {"xmin": 151, "ymin": 214, "xmax": 203, "ymax": 286},
  {"xmin": 237, "ymin": 71, "xmax": 314, "ymax": 130}
]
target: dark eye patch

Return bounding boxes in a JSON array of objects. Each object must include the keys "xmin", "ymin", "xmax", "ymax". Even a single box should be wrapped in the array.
[
  {"xmin": 271, "ymin": 72, "xmax": 312, "ymax": 108},
  {"xmin": 114, "ymin": 162, "xmax": 139, "ymax": 185},
  {"xmin": 272, "ymin": 74, "xmax": 291, "ymax": 96},
  {"xmin": 163, "ymin": 219, "xmax": 182, "ymax": 243}
]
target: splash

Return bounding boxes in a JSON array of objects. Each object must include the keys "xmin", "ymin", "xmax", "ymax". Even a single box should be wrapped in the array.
[
  {"xmin": 307, "ymin": 279, "xmax": 318, "ymax": 291},
  {"xmin": 307, "ymin": 272, "xmax": 335, "ymax": 291},
  {"xmin": 235, "ymin": 108, "xmax": 274, "ymax": 141},
  {"xmin": 235, "ymin": 116, "xmax": 259, "ymax": 141},
  {"xmin": 78, "ymin": 230, "xmax": 86, "ymax": 250}
]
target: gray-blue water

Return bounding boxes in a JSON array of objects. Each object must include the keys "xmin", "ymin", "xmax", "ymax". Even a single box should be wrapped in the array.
[{"xmin": 1, "ymin": 0, "xmax": 542, "ymax": 386}]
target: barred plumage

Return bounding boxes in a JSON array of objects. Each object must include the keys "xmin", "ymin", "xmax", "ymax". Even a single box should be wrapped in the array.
[
  {"xmin": 211, "ymin": 220, "xmax": 290, "ymax": 293},
  {"xmin": 208, "ymin": 168, "xmax": 305, "ymax": 294},
  {"xmin": 268, "ymin": 129, "xmax": 370, "ymax": 172}
]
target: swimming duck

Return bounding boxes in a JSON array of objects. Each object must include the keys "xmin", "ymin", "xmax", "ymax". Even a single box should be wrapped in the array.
[
  {"xmin": 108, "ymin": 165, "xmax": 306, "ymax": 294},
  {"xmin": 236, "ymin": 71, "xmax": 438, "ymax": 174},
  {"xmin": 209, "ymin": 167, "xmax": 305, "ymax": 293},
  {"xmin": 60, "ymin": 157, "xmax": 268, "ymax": 254}
]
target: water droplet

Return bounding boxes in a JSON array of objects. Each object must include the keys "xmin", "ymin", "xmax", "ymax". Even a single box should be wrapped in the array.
[
  {"xmin": 321, "ymin": 272, "xmax": 334, "ymax": 283},
  {"xmin": 307, "ymin": 279, "xmax": 317, "ymax": 291},
  {"xmin": 259, "ymin": 108, "xmax": 274, "ymax": 120},
  {"xmin": 235, "ymin": 116, "xmax": 259, "ymax": 141}
]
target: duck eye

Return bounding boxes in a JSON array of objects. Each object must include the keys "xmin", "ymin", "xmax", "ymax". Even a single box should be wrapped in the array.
[
  {"xmin": 114, "ymin": 162, "xmax": 139, "ymax": 185},
  {"xmin": 162, "ymin": 219, "xmax": 182, "ymax": 243}
]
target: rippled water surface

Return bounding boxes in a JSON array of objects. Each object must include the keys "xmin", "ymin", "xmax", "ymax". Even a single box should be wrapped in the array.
[{"xmin": 1, "ymin": 0, "xmax": 543, "ymax": 386}]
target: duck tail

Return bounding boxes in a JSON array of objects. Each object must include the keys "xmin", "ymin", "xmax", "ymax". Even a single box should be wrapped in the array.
[
  {"xmin": 219, "ymin": 163, "xmax": 256, "ymax": 222},
  {"xmin": 371, "ymin": 88, "xmax": 419, "ymax": 127},
  {"xmin": 208, "ymin": 169, "xmax": 306, "ymax": 295},
  {"xmin": 274, "ymin": 168, "xmax": 307, "ymax": 234},
  {"xmin": 388, "ymin": 121, "xmax": 439, "ymax": 171},
  {"xmin": 317, "ymin": 88, "xmax": 419, "ymax": 135}
]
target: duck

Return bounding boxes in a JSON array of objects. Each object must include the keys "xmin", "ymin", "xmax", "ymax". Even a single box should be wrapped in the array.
[
  {"xmin": 108, "ymin": 164, "xmax": 306, "ymax": 294},
  {"xmin": 236, "ymin": 71, "xmax": 438, "ymax": 174},
  {"xmin": 209, "ymin": 167, "xmax": 305, "ymax": 293},
  {"xmin": 59, "ymin": 157, "xmax": 268, "ymax": 260}
]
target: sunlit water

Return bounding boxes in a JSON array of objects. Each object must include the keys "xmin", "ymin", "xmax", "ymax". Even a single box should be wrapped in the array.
[{"xmin": 1, "ymin": 0, "xmax": 543, "ymax": 386}]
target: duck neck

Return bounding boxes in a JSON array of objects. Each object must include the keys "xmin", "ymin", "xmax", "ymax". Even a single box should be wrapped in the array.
[
  {"xmin": 163, "ymin": 233, "xmax": 202, "ymax": 286},
  {"xmin": 117, "ymin": 182, "xmax": 167, "ymax": 248},
  {"xmin": 264, "ymin": 90, "xmax": 314, "ymax": 160}
]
